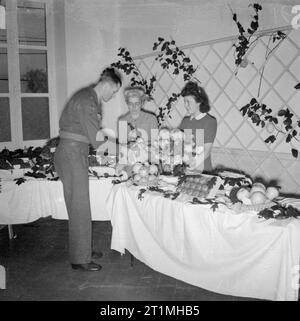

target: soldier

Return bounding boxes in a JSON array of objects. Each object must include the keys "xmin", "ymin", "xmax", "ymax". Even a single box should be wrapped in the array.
[{"xmin": 54, "ymin": 67, "xmax": 122, "ymax": 271}]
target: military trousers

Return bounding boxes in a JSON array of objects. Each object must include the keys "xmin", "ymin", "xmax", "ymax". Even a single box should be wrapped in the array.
[{"xmin": 54, "ymin": 138, "xmax": 92, "ymax": 264}]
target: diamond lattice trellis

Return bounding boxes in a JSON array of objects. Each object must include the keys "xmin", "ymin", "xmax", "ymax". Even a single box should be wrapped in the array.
[{"xmin": 133, "ymin": 27, "xmax": 300, "ymax": 193}]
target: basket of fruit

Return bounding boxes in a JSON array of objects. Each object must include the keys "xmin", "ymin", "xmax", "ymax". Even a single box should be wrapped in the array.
[
  {"xmin": 229, "ymin": 182, "xmax": 280, "ymax": 213},
  {"xmin": 131, "ymin": 162, "xmax": 160, "ymax": 186}
]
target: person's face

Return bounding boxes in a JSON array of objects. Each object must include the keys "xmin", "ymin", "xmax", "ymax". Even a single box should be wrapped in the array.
[
  {"xmin": 127, "ymin": 96, "xmax": 142, "ymax": 120},
  {"xmin": 102, "ymin": 82, "xmax": 120, "ymax": 102},
  {"xmin": 184, "ymin": 95, "xmax": 199, "ymax": 116}
]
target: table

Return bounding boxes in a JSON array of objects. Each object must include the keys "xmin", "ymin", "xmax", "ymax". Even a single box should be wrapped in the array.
[
  {"xmin": 0, "ymin": 168, "xmax": 115, "ymax": 225},
  {"xmin": 106, "ymin": 184, "xmax": 300, "ymax": 301}
]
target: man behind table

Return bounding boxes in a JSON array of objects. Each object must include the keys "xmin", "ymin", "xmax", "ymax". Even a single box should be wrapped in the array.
[{"xmin": 54, "ymin": 67, "xmax": 122, "ymax": 272}]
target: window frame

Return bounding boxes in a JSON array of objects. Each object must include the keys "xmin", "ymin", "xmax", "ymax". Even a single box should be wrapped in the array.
[{"xmin": 0, "ymin": 0, "xmax": 57, "ymax": 149}]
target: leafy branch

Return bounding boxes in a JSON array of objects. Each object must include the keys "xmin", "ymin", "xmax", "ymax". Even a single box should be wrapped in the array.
[
  {"xmin": 153, "ymin": 37, "xmax": 197, "ymax": 81},
  {"xmin": 111, "ymin": 47, "xmax": 156, "ymax": 100},
  {"xmin": 231, "ymin": 3, "xmax": 299, "ymax": 157},
  {"xmin": 190, "ymin": 197, "xmax": 222, "ymax": 212},
  {"xmin": 231, "ymin": 3, "xmax": 262, "ymax": 71},
  {"xmin": 240, "ymin": 98, "xmax": 300, "ymax": 157},
  {"xmin": 111, "ymin": 38, "xmax": 200, "ymax": 126},
  {"xmin": 153, "ymin": 37, "xmax": 199, "ymax": 123},
  {"xmin": 258, "ymin": 203, "xmax": 300, "ymax": 220}
]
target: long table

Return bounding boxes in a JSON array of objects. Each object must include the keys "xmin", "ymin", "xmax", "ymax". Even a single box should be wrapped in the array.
[
  {"xmin": 106, "ymin": 183, "xmax": 300, "ymax": 301},
  {"xmin": 0, "ymin": 168, "xmax": 115, "ymax": 225}
]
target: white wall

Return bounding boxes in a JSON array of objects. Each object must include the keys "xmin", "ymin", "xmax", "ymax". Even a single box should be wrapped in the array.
[
  {"xmin": 59, "ymin": 0, "xmax": 297, "ymax": 135},
  {"xmin": 49, "ymin": 0, "xmax": 300, "ymax": 192}
]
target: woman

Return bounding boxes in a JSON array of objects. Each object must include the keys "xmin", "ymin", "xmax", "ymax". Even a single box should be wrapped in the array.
[
  {"xmin": 179, "ymin": 81, "xmax": 217, "ymax": 172},
  {"xmin": 118, "ymin": 86, "xmax": 158, "ymax": 144}
]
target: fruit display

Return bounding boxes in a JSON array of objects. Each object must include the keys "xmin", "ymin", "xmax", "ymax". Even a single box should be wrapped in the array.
[
  {"xmin": 176, "ymin": 174, "xmax": 222, "ymax": 199},
  {"xmin": 235, "ymin": 182, "xmax": 280, "ymax": 206},
  {"xmin": 131, "ymin": 162, "xmax": 159, "ymax": 186},
  {"xmin": 149, "ymin": 127, "xmax": 204, "ymax": 175},
  {"xmin": 119, "ymin": 137, "xmax": 149, "ymax": 166}
]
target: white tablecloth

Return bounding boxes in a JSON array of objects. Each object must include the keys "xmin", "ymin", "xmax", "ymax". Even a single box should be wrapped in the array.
[
  {"xmin": 106, "ymin": 184, "xmax": 300, "ymax": 301},
  {"xmin": 0, "ymin": 172, "xmax": 114, "ymax": 224}
]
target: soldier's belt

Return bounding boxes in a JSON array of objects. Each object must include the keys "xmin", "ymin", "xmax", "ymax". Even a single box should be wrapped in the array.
[{"xmin": 59, "ymin": 130, "xmax": 89, "ymax": 144}]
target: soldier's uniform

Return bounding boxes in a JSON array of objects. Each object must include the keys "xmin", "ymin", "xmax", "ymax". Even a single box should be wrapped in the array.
[{"xmin": 54, "ymin": 86, "xmax": 101, "ymax": 264}]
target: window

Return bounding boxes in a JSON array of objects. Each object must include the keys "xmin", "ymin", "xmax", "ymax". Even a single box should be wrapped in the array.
[{"xmin": 0, "ymin": 0, "xmax": 55, "ymax": 149}]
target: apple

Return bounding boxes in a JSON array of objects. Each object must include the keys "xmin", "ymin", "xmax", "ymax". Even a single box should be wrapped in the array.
[
  {"xmin": 133, "ymin": 174, "xmax": 141, "ymax": 182},
  {"xmin": 237, "ymin": 187, "xmax": 251, "ymax": 201},
  {"xmin": 132, "ymin": 162, "xmax": 143, "ymax": 174},
  {"xmin": 171, "ymin": 129, "xmax": 184, "ymax": 141},
  {"xmin": 159, "ymin": 128, "xmax": 170, "ymax": 140},
  {"xmin": 250, "ymin": 186, "xmax": 266, "ymax": 195},
  {"xmin": 252, "ymin": 182, "xmax": 266, "ymax": 190},
  {"xmin": 265, "ymin": 186, "xmax": 279, "ymax": 200},
  {"xmin": 241, "ymin": 197, "xmax": 252, "ymax": 205},
  {"xmin": 250, "ymin": 191, "xmax": 267, "ymax": 205},
  {"xmin": 139, "ymin": 166, "xmax": 149, "ymax": 177},
  {"xmin": 148, "ymin": 175, "xmax": 157, "ymax": 182},
  {"xmin": 120, "ymin": 170, "xmax": 128, "ymax": 181},
  {"xmin": 149, "ymin": 164, "xmax": 158, "ymax": 175},
  {"xmin": 139, "ymin": 177, "xmax": 148, "ymax": 186}
]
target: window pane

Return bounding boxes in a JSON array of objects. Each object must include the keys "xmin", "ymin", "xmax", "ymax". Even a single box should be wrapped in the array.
[
  {"xmin": 19, "ymin": 49, "xmax": 48, "ymax": 93},
  {"xmin": 21, "ymin": 97, "xmax": 50, "ymax": 140},
  {"xmin": 17, "ymin": 1, "xmax": 46, "ymax": 46},
  {"xmin": 0, "ymin": 97, "xmax": 11, "ymax": 142},
  {"xmin": 0, "ymin": 0, "xmax": 6, "ymax": 42},
  {"xmin": 0, "ymin": 47, "xmax": 8, "ymax": 93}
]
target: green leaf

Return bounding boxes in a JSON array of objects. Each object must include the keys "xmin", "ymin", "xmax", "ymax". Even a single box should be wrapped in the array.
[
  {"xmin": 265, "ymin": 135, "xmax": 276, "ymax": 144},
  {"xmin": 286, "ymin": 134, "xmax": 292, "ymax": 143},
  {"xmin": 291, "ymin": 148, "xmax": 298, "ymax": 158},
  {"xmin": 250, "ymin": 21, "xmax": 258, "ymax": 31},
  {"xmin": 253, "ymin": 3, "xmax": 262, "ymax": 11},
  {"xmin": 278, "ymin": 109, "xmax": 286, "ymax": 117},
  {"xmin": 211, "ymin": 203, "xmax": 219, "ymax": 212}
]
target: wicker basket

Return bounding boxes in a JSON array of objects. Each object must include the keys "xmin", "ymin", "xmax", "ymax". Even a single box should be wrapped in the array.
[{"xmin": 230, "ymin": 201, "xmax": 276, "ymax": 214}]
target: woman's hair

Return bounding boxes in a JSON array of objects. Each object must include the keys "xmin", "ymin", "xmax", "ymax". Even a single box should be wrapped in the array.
[
  {"xmin": 123, "ymin": 86, "xmax": 146, "ymax": 105},
  {"xmin": 181, "ymin": 81, "xmax": 210, "ymax": 113},
  {"xmin": 99, "ymin": 67, "xmax": 122, "ymax": 86}
]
